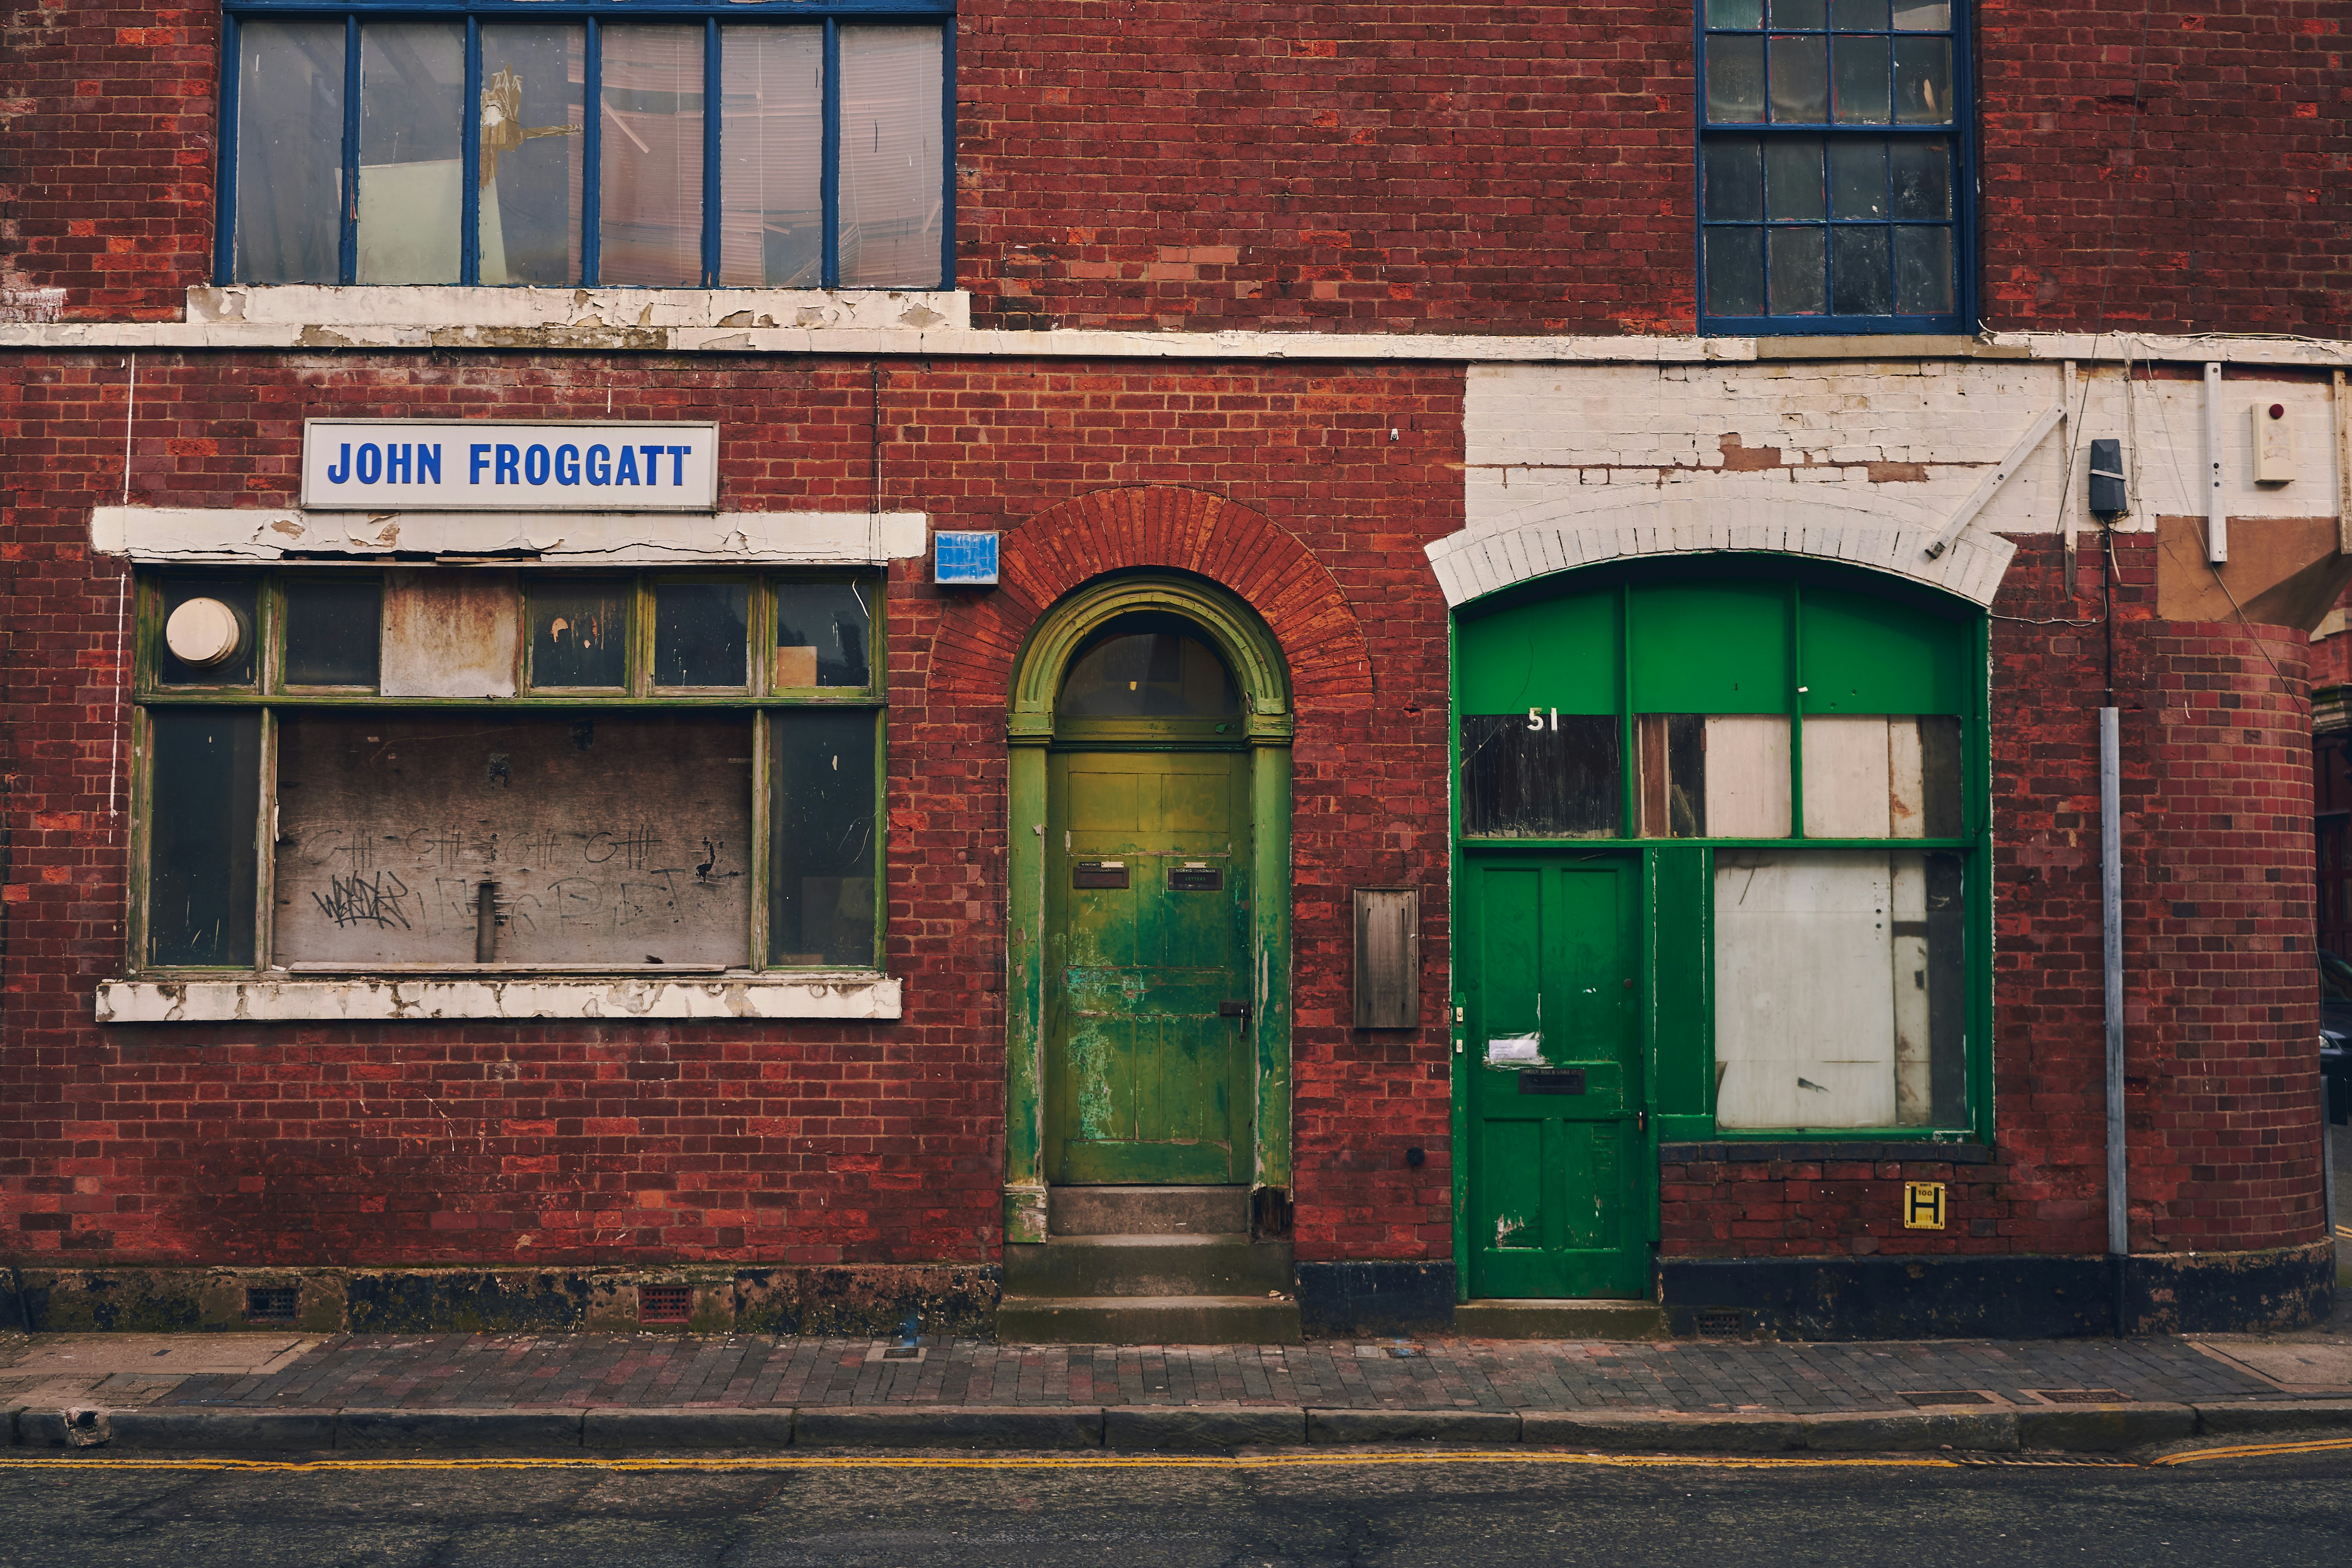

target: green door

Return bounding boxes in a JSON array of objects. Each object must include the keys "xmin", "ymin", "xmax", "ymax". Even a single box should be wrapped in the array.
[
  {"xmin": 1462, "ymin": 853, "xmax": 1650, "ymax": 1298},
  {"xmin": 1046, "ymin": 750, "xmax": 1252, "ymax": 1184}
]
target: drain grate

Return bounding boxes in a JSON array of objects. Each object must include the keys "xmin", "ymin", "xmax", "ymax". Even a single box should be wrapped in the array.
[
  {"xmin": 638, "ymin": 1284, "xmax": 692, "ymax": 1324},
  {"xmin": 1693, "ymin": 1310, "xmax": 1746, "ymax": 1338},
  {"xmin": 245, "ymin": 1286, "xmax": 298, "ymax": 1323},
  {"xmin": 2029, "ymin": 1389, "xmax": 2131, "ymax": 1404},
  {"xmin": 1901, "ymin": 1390, "xmax": 1993, "ymax": 1406}
]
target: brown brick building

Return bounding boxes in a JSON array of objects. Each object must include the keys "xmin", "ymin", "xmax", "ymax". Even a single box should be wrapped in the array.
[{"xmin": 0, "ymin": 0, "xmax": 2343, "ymax": 1339}]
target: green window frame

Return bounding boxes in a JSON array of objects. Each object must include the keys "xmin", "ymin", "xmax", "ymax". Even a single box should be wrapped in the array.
[
  {"xmin": 131, "ymin": 567, "xmax": 885, "ymax": 977},
  {"xmin": 1452, "ymin": 561, "xmax": 1991, "ymax": 1142}
]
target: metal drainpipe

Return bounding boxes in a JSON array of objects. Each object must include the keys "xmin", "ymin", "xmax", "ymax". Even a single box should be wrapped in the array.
[{"xmin": 2102, "ymin": 706, "xmax": 2128, "ymax": 1335}]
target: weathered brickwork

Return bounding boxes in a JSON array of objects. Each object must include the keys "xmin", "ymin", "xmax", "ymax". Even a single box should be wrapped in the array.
[{"xmin": 0, "ymin": 351, "xmax": 1461, "ymax": 1269}]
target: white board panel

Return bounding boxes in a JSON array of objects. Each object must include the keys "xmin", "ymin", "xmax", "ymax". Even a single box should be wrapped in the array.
[
  {"xmin": 1714, "ymin": 851, "xmax": 1897, "ymax": 1129},
  {"xmin": 1803, "ymin": 715, "xmax": 1893, "ymax": 838},
  {"xmin": 1702, "ymin": 715, "xmax": 1791, "ymax": 838}
]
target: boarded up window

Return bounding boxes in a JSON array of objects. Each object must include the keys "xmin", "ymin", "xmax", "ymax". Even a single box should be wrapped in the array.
[
  {"xmin": 148, "ymin": 711, "xmax": 261, "ymax": 966},
  {"xmin": 1714, "ymin": 848, "xmax": 1963, "ymax": 1129},
  {"xmin": 1459, "ymin": 714, "xmax": 1620, "ymax": 837},
  {"xmin": 1634, "ymin": 714, "xmax": 1791, "ymax": 838},
  {"xmin": 273, "ymin": 712, "xmax": 752, "ymax": 967},
  {"xmin": 1802, "ymin": 715, "xmax": 1962, "ymax": 838}
]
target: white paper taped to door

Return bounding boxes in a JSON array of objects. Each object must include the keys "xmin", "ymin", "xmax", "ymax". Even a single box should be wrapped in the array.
[{"xmin": 1484, "ymin": 1034, "xmax": 1542, "ymax": 1065}]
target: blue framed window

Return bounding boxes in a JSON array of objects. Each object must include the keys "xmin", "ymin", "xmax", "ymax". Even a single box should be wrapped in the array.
[
  {"xmin": 216, "ymin": 0, "xmax": 954, "ymax": 289},
  {"xmin": 1697, "ymin": 0, "xmax": 1971, "ymax": 334}
]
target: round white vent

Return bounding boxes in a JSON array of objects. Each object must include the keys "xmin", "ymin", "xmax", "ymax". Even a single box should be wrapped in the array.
[{"xmin": 164, "ymin": 598, "xmax": 245, "ymax": 668}]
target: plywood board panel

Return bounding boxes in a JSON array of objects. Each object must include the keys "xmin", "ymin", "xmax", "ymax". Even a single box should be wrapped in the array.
[
  {"xmin": 1802, "ymin": 715, "xmax": 1892, "ymax": 837},
  {"xmin": 1714, "ymin": 851, "xmax": 1896, "ymax": 1129},
  {"xmin": 1701, "ymin": 715, "xmax": 1790, "ymax": 838},
  {"xmin": 381, "ymin": 568, "xmax": 520, "ymax": 698},
  {"xmin": 273, "ymin": 712, "xmax": 752, "ymax": 967}
]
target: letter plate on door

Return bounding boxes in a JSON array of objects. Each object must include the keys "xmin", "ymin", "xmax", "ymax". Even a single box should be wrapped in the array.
[
  {"xmin": 1518, "ymin": 1070, "xmax": 1586, "ymax": 1095},
  {"xmin": 1072, "ymin": 862, "xmax": 1129, "ymax": 889},
  {"xmin": 1169, "ymin": 866, "xmax": 1224, "ymax": 891}
]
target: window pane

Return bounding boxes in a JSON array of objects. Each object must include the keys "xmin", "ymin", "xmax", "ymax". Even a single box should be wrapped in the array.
[
  {"xmin": 774, "ymin": 581, "xmax": 873, "ymax": 689},
  {"xmin": 1893, "ymin": 225, "xmax": 1954, "ymax": 314},
  {"xmin": 1714, "ymin": 849, "xmax": 1963, "ymax": 1129},
  {"xmin": 1769, "ymin": 0, "xmax": 1827, "ymax": 27},
  {"xmin": 1891, "ymin": 1, "xmax": 1952, "ymax": 28},
  {"xmin": 529, "ymin": 583, "xmax": 629, "ymax": 687},
  {"xmin": 1704, "ymin": 138, "xmax": 1764, "ymax": 221},
  {"xmin": 273, "ymin": 713, "xmax": 754, "ymax": 967},
  {"xmin": 599, "ymin": 26, "xmax": 704, "ymax": 286},
  {"xmin": 357, "ymin": 22, "xmax": 463, "ymax": 283},
  {"xmin": 1705, "ymin": 226, "xmax": 1765, "ymax": 316},
  {"xmin": 158, "ymin": 579, "xmax": 258, "ymax": 687},
  {"xmin": 769, "ymin": 709, "xmax": 879, "ymax": 967},
  {"xmin": 1830, "ymin": 35, "xmax": 1890, "ymax": 122},
  {"xmin": 479, "ymin": 25, "xmax": 585, "ymax": 286},
  {"xmin": 719, "ymin": 27, "xmax": 823, "ymax": 287},
  {"xmin": 1460, "ymin": 715, "xmax": 1621, "ymax": 838},
  {"xmin": 1060, "ymin": 615, "xmax": 1241, "ymax": 718},
  {"xmin": 284, "ymin": 576, "xmax": 383, "ymax": 686},
  {"xmin": 1767, "ymin": 225, "xmax": 1825, "ymax": 314},
  {"xmin": 235, "ymin": 21, "xmax": 345, "ymax": 284},
  {"xmin": 1830, "ymin": 0, "xmax": 1889, "ymax": 27},
  {"xmin": 1765, "ymin": 137, "xmax": 1825, "ymax": 220},
  {"xmin": 1707, "ymin": 0, "xmax": 1765, "ymax": 27},
  {"xmin": 1705, "ymin": 35, "xmax": 1766, "ymax": 122},
  {"xmin": 1802, "ymin": 715, "xmax": 1961, "ymax": 834},
  {"xmin": 838, "ymin": 27, "xmax": 945, "ymax": 287},
  {"xmin": 1889, "ymin": 139, "xmax": 1951, "ymax": 218},
  {"xmin": 1768, "ymin": 35, "xmax": 1829, "ymax": 121},
  {"xmin": 1637, "ymin": 714, "xmax": 1790, "ymax": 838},
  {"xmin": 148, "ymin": 711, "xmax": 259, "ymax": 967},
  {"xmin": 1893, "ymin": 37, "xmax": 1954, "ymax": 122},
  {"xmin": 1828, "ymin": 139, "xmax": 1886, "ymax": 217},
  {"xmin": 653, "ymin": 581, "xmax": 749, "ymax": 688},
  {"xmin": 1829, "ymin": 225, "xmax": 1891, "ymax": 315}
]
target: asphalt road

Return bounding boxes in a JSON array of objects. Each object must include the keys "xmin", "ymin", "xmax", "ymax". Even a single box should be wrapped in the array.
[{"xmin": 3, "ymin": 1448, "xmax": 2348, "ymax": 1567}]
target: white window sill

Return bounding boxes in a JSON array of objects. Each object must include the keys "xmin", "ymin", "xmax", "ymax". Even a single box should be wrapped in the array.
[
  {"xmin": 96, "ymin": 974, "xmax": 902, "ymax": 1024},
  {"xmin": 186, "ymin": 285, "xmax": 967, "ymax": 334}
]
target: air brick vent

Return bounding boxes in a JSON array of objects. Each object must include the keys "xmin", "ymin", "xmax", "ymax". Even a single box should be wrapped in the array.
[
  {"xmin": 639, "ymin": 1284, "xmax": 692, "ymax": 1324},
  {"xmin": 246, "ymin": 1286, "xmax": 298, "ymax": 1322}
]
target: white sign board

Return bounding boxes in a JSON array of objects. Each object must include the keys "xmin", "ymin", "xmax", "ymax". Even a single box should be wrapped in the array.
[{"xmin": 301, "ymin": 420, "xmax": 718, "ymax": 511}]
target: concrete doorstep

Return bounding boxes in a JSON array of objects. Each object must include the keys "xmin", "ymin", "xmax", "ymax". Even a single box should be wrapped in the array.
[{"xmin": 6, "ymin": 1399, "xmax": 2348, "ymax": 1455}]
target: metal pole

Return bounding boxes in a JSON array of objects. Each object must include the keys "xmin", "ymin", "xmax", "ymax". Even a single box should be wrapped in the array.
[{"xmin": 2102, "ymin": 705, "xmax": 2128, "ymax": 1332}]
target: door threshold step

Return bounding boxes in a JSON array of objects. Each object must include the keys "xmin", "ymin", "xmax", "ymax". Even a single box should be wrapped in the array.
[
  {"xmin": 996, "ymin": 1294, "xmax": 1303, "ymax": 1347},
  {"xmin": 1453, "ymin": 1299, "xmax": 1667, "ymax": 1340}
]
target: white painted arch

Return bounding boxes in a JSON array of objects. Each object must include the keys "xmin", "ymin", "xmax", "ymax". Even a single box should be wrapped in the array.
[{"xmin": 1424, "ymin": 491, "xmax": 2017, "ymax": 608}]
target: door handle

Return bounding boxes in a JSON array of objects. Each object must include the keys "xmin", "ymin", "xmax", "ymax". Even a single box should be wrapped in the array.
[{"xmin": 1219, "ymin": 1000, "xmax": 1249, "ymax": 1018}]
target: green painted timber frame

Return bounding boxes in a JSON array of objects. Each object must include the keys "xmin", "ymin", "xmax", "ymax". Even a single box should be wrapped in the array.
[{"xmin": 1003, "ymin": 575, "xmax": 1294, "ymax": 1245}]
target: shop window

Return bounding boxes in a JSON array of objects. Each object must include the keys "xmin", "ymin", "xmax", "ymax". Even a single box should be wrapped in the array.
[
  {"xmin": 1697, "ymin": 0, "xmax": 1971, "ymax": 333},
  {"xmin": 134, "ymin": 570, "xmax": 883, "ymax": 975},
  {"xmin": 221, "ymin": 3, "xmax": 951, "ymax": 289},
  {"xmin": 1456, "ymin": 570, "xmax": 1984, "ymax": 1137}
]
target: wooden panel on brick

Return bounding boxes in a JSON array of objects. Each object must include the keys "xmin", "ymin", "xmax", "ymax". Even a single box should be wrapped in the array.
[{"xmin": 272, "ymin": 711, "xmax": 754, "ymax": 968}]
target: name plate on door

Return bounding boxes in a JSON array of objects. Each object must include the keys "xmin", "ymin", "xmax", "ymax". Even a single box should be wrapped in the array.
[
  {"xmin": 302, "ymin": 421, "xmax": 719, "ymax": 511},
  {"xmin": 1169, "ymin": 866, "xmax": 1224, "ymax": 891},
  {"xmin": 1072, "ymin": 862, "xmax": 1129, "ymax": 889}
]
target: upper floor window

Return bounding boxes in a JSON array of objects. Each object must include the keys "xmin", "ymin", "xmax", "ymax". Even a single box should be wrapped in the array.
[
  {"xmin": 220, "ymin": 2, "xmax": 952, "ymax": 289},
  {"xmin": 1697, "ymin": 0, "xmax": 1970, "ymax": 334}
]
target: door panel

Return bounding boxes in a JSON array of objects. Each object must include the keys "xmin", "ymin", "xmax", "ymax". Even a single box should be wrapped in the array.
[
  {"xmin": 1047, "ymin": 751, "xmax": 1251, "ymax": 1184},
  {"xmin": 1463, "ymin": 854, "xmax": 1649, "ymax": 1298}
]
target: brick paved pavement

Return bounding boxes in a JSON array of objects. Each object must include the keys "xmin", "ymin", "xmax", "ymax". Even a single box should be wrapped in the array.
[{"xmin": 150, "ymin": 1333, "xmax": 2280, "ymax": 1414}]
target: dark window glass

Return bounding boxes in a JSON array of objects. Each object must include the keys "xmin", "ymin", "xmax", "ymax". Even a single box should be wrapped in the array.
[
  {"xmin": 1830, "ymin": 226, "xmax": 1892, "ymax": 315},
  {"xmin": 284, "ymin": 577, "xmax": 383, "ymax": 686},
  {"xmin": 529, "ymin": 583, "xmax": 629, "ymax": 688},
  {"xmin": 1059, "ymin": 614, "xmax": 1243, "ymax": 719},
  {"xmin": 1828, "ymin": 139, "xmax": 1886, "ymax": 218},
  {"xmin": 774, "ymin": 581, "xmax": 874, "ymax": 689},
  {"xmin": 1460, "ymin": 715, "xmax": 1622, "ymax": 838},
  {"xmin": 158, "ymin": 579, "xmax": 259, "ymax": 687},
  {"xmin": 148, "ymin": 711, "xmax": 260, "ymax": 966},
  {"xmin": 1705, "ymin": 139, "xmax": 1764, "ymax": 222},
  {"xmin": 1765, "ymin": 138, "xmax": 1825, "ymax": 220},
  {"xmin": 1705, "ymin": 227, "xmax": 1765, "ymax": 317},
  {"xmin": 1768, "ymin": 227, "xmax": 1827, "ymax": 314},
  {"xmin": 1706, "ymin": 34, "xmax": 1766, "ymax": 122},
  {"xmin": 769, "ymin": 709, "xmax": 878, "ymax": 967},
  {"xmin": 653, "ymin": 581, "xmax": 750, "ymax": 688},
  {"xmin": 1768, "ymin": 34, "xmax": 1829, "ymax": 121}
]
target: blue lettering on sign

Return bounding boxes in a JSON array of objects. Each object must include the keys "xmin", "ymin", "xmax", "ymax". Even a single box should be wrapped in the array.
[
  {"xmin": 665, "ymin": 445, "xmax": 689, "ymax": 485},
  {"xmin": 418, "ymin": 444, "xmax": 441, "ymax": 484},
  {"xmin": 495, "ymin": 444, "xmax": 521, "ymax": 485},
  {"xmin": 555, "ymin": 443, "xmax": 580, "ymax": 485},
  {"xmin": 615, "ymin": 445, "xmax": 640, "ymax": 486},
  {"xmin": 327, "ymin": 443, "xmax": 352, "ymax": 484},
  {"xmin": 586, "ymin": 444, "xmax": 611, "ymax": 485},
  {"xmin": 471, "ymin": 444, "xmax": 492, "ymax": 484},
  {"xmin": 355, "ymin": 443, "xmax": 382, "ymax": 485},
  {"xmin": 524, "ymin": 444, "xmax": 550, "ymax": 485},
  {"xmin": 639, "ymin": 444, "xmax": 664, "ymax": 485},
  {"xmin": 386, "ymin": 442, "xmax": 411, "ymax": 485}
]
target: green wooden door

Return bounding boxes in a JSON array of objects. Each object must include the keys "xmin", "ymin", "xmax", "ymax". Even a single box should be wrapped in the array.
[
  {"xmin": 1462, "ymin": 853, "xmax": 1649, "ymax": 1298},
  {"xmin": 1046, "ymin": 750, "xmax": 1252, "ymax": 1184}
]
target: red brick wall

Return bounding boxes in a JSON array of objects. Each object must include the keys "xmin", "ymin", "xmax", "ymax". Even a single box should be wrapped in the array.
[
  {"xmin": 8, "ymin": 3, "xmax": 2339, "ymax": 337},
  {"xmin": 0, "ymin": 350, "xmax": 1462, "ymax": 1268},
  {"xmin": 1660, "ymin": 534, "xmax": 2329, "ymax": 1261}
]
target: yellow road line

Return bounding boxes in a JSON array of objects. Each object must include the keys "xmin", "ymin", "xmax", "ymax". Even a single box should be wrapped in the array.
[
  {"xmin": 2153, "ymin": 1436, "xmax": 2352, "ymax": 1466},
  {"xmin": 0, "ymin": 1450, "xmax": 1963, "ymax": 1477}
]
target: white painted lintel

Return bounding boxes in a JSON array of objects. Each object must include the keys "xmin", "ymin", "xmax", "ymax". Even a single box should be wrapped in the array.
[
  {"xmin": 96, "ymin": 974, "xmax": 903, "ymax": 1024},
  {"xmin": 90, "ymin": 507, "xmax": 929, "ymax": 566}
]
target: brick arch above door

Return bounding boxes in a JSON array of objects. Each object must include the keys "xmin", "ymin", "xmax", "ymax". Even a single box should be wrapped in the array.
[{"xmin": 928, "ymin": 485, "xmax": 1376, "ymax": 713}]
